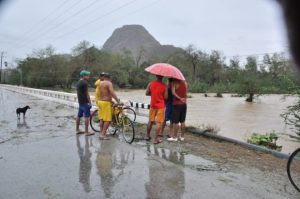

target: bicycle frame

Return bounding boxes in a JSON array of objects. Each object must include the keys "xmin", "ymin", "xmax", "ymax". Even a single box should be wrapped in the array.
[{"xmin": 112, "ymin": 105, "xmax": 125, "ymax": 128}]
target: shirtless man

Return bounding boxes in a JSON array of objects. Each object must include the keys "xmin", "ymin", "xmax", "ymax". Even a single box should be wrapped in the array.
[{"xmin": 98, "ymin": 73, "xmax": 120, "ymax": 140}]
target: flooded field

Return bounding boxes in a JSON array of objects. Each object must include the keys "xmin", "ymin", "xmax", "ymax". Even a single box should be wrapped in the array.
[{"xmin": 117, "ymin": 90, "xmax": 300, "ymax": 153}]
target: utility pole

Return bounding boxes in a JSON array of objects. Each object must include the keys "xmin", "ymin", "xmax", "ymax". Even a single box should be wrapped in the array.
[
  {"xmin": 0, "ymin": 51, "xmax": 6, "ymax": 83},
  {"xmin": 0, "ymin": 51, "xmax": 3, "ymax": 83}
]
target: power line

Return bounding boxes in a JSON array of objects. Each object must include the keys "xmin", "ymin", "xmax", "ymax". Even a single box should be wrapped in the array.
[
  {"xmin": 54, "ymin": 0, "xmax": 138, "ymax": 39},
  {"xmin": 19, "ymin": 0, "xmax": 83, "ymax": 45},
  {"xmin": 70, "ymin": 0, "xmax": 162, "ymax": 39},
  {"xmin": 27, "ymin": 0, "xmax": 103, "ymax": 42},
  {"xmin": 21, "ymin": 0, "xmax": 72, "ymax": 39}
]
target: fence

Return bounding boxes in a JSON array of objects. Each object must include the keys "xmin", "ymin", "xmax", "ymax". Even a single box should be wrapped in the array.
[{"xmin": 0, "ymin": 84, "xmax": 150, "ymax": 123}]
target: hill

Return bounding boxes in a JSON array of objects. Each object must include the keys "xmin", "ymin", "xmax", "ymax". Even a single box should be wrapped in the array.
[{"xmin": 102, "ymin": 25, "xmax": 183, "ymax": 62}]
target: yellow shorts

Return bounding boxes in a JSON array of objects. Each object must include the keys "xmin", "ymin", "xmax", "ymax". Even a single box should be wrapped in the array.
[
  {"xmin": 97, "ymin": 101, "xmax": 112, "ymax": 122},
  {"xmin": 149, "ymin": 108, "xmax": 164, "ymax": 123}
]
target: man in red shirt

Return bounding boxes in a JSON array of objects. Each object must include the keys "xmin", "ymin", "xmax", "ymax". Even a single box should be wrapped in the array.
[
  {"xmin": 145, "ymin": 75, "xmax": 167, "ymax": 144},
  {"xmin": 168, "ymin": 80, "xmax": 188, "ymax": 142}
]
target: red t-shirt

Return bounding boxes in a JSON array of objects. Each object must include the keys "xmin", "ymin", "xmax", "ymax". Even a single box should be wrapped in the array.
[
  {"xmin": 173, "ymin": 81, "xmax": 187, "ymax": 105},
  {"xmin": 149, "ymin": 81, "xmax": 166, "ymax": 109}
]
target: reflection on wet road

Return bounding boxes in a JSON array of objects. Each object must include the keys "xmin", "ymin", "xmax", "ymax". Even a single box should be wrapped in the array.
[
  {"xmin": 145, "ymin": 145, "xmax": 185, "ymax": 199},
  {"xmin": 77, "ymin": 136, "xmax": 92, "ymax": 193},
  {"xmin": 0, "ymin": 88, "xmax": 298, "ymax": 198}
]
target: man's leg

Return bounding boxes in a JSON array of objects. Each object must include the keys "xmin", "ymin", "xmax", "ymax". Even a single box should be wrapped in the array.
[
  {"xmin": 99, "ymin": 120, "xmax": 104, "ymax": 137},
  {"xmin": 173, "ymin": 123, "xmax": 179, "ymax": 139},
  {"xmin": 160, "ymin": 120, "xmax": 166, "ymax": 136},
  {"xmin": 146, "ymin": 108, "xmax": 155, "ymax": 140},
  {"xmin": 154, "ymin": 109, "xmax": 164, "ymax": 144},
  {"xmin": 83, "ymin": 104, "xmax": 94, "ymax": 136},
  {"xmin": 154, "ymin": 122, "xmax": 163, "ymax": 144},
  {"xmin": 76, "ymin": 106, "xmax": 84, "ymax": 134},
  {"xmin": 76, "ymin": 117, "xmax": 81, "ymax": 133},
  {"xmin": 101, "ymin": 121, "xmax": 110, "ymax": 139},
  {"xmin": 84, "ymin": 117, "xmax": 90, "ymax": 134},
  {"xmin": 169, "ymin": 123, "xmax": 173, "ymax": 137},
  {"xmin": 180, "ymin": 122, "xmax": 185, "ymax": 139}
]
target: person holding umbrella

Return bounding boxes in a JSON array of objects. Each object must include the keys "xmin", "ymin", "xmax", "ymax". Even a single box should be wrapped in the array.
[
  {"xmin": 145, "ymin": 75, "xmax": 167, "ymax": 144},
  {"xmin": 168, "ymin": 79, "xmax": 188, "ymax": 141},
  {"xmin": 145, "ymin": 63, "xmax": 186, "ymax": 144}
]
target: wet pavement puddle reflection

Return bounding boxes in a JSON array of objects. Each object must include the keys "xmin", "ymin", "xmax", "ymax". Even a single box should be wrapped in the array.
[{"xmin": 136, "ymin": 142, "xmax": 225, "ymax": 172}]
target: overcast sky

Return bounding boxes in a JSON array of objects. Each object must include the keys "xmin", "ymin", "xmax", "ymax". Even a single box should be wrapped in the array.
[{"xmin": 0, "ymin": 0, "xmax": 288, "ymax": 65}]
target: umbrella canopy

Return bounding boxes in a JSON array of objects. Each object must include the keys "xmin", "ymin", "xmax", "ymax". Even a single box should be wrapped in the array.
[{"xmin": 145, "ymin": 63, "xmax": 185, "ymax": 80}]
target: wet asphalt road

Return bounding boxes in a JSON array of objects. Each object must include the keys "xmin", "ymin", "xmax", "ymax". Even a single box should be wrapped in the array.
[{"xmin": 0, "ymin": 89, "xmax": 298, "ymax": 199}]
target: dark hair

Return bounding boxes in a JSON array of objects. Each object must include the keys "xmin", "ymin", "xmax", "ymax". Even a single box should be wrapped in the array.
[{"xmin": 100, "ymin": 72, "xmax": 111, "ymax": 78}]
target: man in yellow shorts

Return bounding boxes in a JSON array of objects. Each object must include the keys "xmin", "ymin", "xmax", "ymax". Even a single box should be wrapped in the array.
[{"xmin": 98, "ymin": 73, "xmax": 120, "ymax": 140}]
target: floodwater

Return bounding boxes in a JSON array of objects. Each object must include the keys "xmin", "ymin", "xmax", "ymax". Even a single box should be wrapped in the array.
[
  {"xmin": 117, "ymin": 90, "xmax": 300, "ymax": 153},
  {"xmin": 1, "ymin": 88, "xmax": 298, "ymax": 198}
]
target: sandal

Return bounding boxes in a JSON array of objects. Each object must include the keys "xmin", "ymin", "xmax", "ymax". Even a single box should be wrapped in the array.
[
  {"xmin": 99, "ymin": 136, "xmax": 110, "ymax": 140},
  {"xmin": 85, "ymin": 132, "xmax": 95, "ymax": 136},
  {"xmin": 153, "ymin": 140, "xmax": 163, "ymax": 145},
  {"xmin": 76, "ymin": 131, "xmax": 84, "ymax": 135}
]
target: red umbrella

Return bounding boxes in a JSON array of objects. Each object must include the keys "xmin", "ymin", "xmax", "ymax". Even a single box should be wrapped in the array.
[{"xmin": 145, "ymin": 63, "xmax": 185, "ymax": 80}]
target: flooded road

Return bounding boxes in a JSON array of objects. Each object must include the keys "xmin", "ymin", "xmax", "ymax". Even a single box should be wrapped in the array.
[
  {"xmin": 0, "ymin": 88, "xmax": 298, "ymax": 198},
  {"xmin": 117, "ymin": 90, "xmax": 300, "ymax": 153}
]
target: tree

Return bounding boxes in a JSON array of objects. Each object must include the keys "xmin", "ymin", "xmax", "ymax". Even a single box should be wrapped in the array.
[
  {"xmin": 281, "ymin": 95, "xmax": 300, "ymax": 138},
  {"xmin": 238, "ymin": 56, "xmax": 259, "ymax": 102},
  {"xmin": 185, "ymin": 45, "xmax": 199, "ymax": 82}
]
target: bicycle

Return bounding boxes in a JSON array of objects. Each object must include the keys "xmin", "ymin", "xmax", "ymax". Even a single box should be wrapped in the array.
[
  {"xmin": 90, "ymin": 103, "xmax": 135, "ymax": 144},
  {"xmin": 90, "ymin": 105, "xmax": 136, "ymax": 132},
  {"xmin": 287, "ymin": 147, "xmax": 300, "ymax": 192}
]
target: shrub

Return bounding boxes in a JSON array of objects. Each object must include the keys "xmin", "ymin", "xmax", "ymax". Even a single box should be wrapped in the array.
[{"xmin": 247, "ymin": 131, "xmax": 282, "ymax": 151}]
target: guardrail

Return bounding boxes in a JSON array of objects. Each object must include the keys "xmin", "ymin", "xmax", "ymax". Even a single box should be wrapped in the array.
[
  {"xmin": 0, "ymin": 84, "xmax": 96, "ymax": 109},
  {"xmin": 129, "ymin": 101, "xmax": 150, "ymax": 109},
  {"xmin": 0, "ymin": 84, "xmax": 150, "ymax": 123}
]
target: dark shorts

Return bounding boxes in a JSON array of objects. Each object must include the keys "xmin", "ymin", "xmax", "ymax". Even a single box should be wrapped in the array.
[
  {"xmin": 171, "ymin": 104, "xmax": 187, "ymax": 124},
  {"xmin": 77, "ymin": 103, "xmax": 91, "ymax": 118}
]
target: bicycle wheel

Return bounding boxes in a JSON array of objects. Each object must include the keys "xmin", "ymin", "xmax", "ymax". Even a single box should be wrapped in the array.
[
  {"xmin": 287, "ymin": 148, "xmax": 300, "ymax": 192},
  {"xmin": 90, "ymin": 110, "xmax": 100, "ymax": 132},
  {"xmin": 123, "ymin": 107, "xmax": 136, "ymax": 122},
  {"xmin": 120, "ymin": 116, "xmax": 135, "ymax": 144}
]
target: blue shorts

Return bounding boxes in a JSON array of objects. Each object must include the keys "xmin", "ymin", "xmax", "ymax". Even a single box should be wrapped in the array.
[
  {"xmin": 77, "ymin": 103, "xmax": 91, "ymax": 118},
  {"xmin": 164, "ymin": 104, "xmax": 172, "ymax": 121}
]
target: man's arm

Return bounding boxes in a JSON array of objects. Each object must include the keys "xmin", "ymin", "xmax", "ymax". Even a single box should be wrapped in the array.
[
  {"xmin": 108, "ymin": 82, "xmax": 120, "ymax": 103},
  {"xmin": 164, "ymin": 85, "xmax": 168, "ymax": 100},
  {"xmin": 145, "ymin": 83, "xmax": 151, "ymax": 96},
  {"xmin": 87, "ymin": 92, "xmax": 91, "ymax": 104},
  {"xmin": 84, "ymin": 81, "xmax": 91, "ymax": 104},
  {"xmin": 171, "ymin": 81, "xmax": 186, "ymax": 103}
]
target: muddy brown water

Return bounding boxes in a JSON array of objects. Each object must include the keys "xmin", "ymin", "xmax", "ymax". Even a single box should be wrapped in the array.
[{"xmin": 117, "ymin": 90, "xmax": 300, "ymax": 154}]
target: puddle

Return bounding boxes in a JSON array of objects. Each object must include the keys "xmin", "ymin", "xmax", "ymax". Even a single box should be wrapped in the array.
[{"xmin": 138, "ymin": 143, "xmax": 224, "ymax": 172}]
